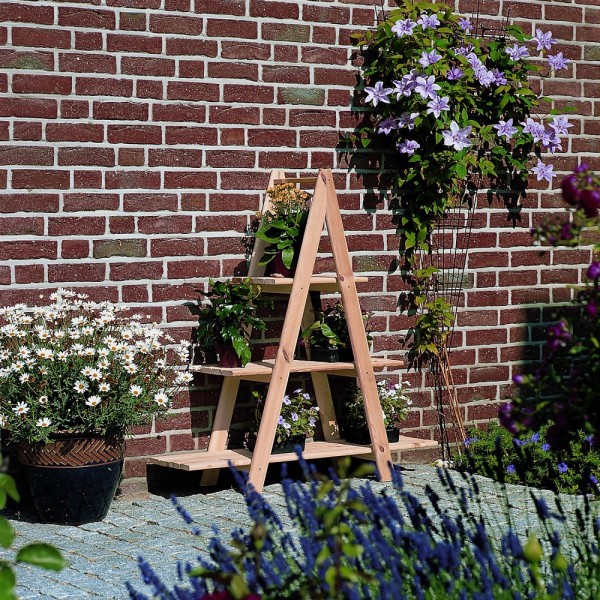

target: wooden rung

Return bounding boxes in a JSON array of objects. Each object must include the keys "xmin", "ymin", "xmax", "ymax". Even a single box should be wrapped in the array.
[{"xmin": 273, "ymin": 177, "xmax": 318, "ymax": 185}]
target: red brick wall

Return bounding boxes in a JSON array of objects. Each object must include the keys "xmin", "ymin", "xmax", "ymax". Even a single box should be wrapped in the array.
[{"xmin": 0, "ymin": 0, "xmax": 597, "ymax": 476}]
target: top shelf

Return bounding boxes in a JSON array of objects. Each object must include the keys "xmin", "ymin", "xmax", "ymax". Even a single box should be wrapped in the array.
[{"xmin": 232, "ymin": 275, "xmax": 368, "ymax": 294}]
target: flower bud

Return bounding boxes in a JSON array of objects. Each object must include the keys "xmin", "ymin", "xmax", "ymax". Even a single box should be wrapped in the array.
[{"xmin": 560, "ymin": 173, "xmax": 580, "ymax": 206}]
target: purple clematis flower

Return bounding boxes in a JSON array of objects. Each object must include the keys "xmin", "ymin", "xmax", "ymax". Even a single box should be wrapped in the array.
[
  {"xmin": 549, "ymin": 115, "xmax": 573, "ymax": 135},
  {"xmin": 521, "ymin": 118, "xmax": 546, "ymax": 142},
  {"xmin": 534, "ymin": 29, "xmax": 556, "ymax": 52},
  {"xmin": 475, "ymin": 67, "xmax": 495, "ymax": 87},
  {"xmin": 417, "ymin": 12, "xmax": 440, "ymax": 30},
  {"xmin": 454, "ymin": 44, "xmax": 474, "ymax": 56},
  {"xmin": 492, "ymin": 69, "xmax": 508, "ymax": 85},
  {"xmin": 377, "ymin": 117, "xmax": 398, "ymax": 135},
  {"xmin": 397, "ymin": 140, "xmax": 421, "ymax": 155},
  {"xmin": 542, "ymin": 130, "xmax": 562, "ymax": 154},
  {"xmin": 531, "ymin": 160, "xmax": 556, "ymax": 183},
  {"xmin": 505, "ymin": 44, "xmax": 529, "ymax": 61},
  {"xmin": 418, "ymin": 49, "xmax": 442, "ymax": 68},
  {"xmin": 547, "ymin": 52, "xmax": 570, "ymax": 71},
  {"xmin": 458, "ymin": 17, "xmax": 473, "ymax": 32},
  {"xmin": 414, "ymin": 75, "xmax": 440, "ymax": 100},
  {"xmin": 447, "ymin": 66, "xmax": 464, "ymax": 81},
  {"xmin": 397, "ymin": 111, "xmax": 419, "ymax": 130},
  {"xmin": 426, "ymin": 95, "xmax": 450, "ymax": 118},
  {"xmin": 391, "ymin": 18, "xmax": 417, "ymax": 38},
  {"xmin": 442, "ymin": 121, "xmax": 472, "ymax": 151},
  {"xmin": 364, "ymin": 81, "xmax": 393, "ymax": 106},
  {"xmin": 494, "ymin": 118, "xmax": 518, "ymax": 140}
]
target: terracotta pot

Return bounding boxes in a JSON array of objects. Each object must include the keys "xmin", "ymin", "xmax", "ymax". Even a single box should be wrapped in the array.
[{"xmin": 18, "ymin": 435, "xmax": 124, "ymax": 525}]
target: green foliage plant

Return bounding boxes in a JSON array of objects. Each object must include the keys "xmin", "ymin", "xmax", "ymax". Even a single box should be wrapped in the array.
[
  {"xmin": 454, "ymin": 422, "xmax": 600, "ymax": 496},
  {"xmin": 195, "ymin": 279, "xmax": 271, "ymax": 367},
  {"xmin": 253, "ymin": 183, "xmax": 311, "ymax": 270},
  {"xmin": 251, "ymin": 388, "xmax": 319, "ymax": 445},
  {"xmin": 0, "ymin": 289, "xmax": 191, "ymax": 444},
  {"xmin": 0, "ymin": 467, "xmax": 65, "ymax": 600},
  {"xmin": 351, "ymin": 0, "xmax": 571, "ymax": 360}
]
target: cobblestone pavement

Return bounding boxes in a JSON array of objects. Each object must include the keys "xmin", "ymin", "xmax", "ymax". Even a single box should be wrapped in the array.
[{"xmin": 2, "ymin": 464, "xmax": 596, "ymax": 599}]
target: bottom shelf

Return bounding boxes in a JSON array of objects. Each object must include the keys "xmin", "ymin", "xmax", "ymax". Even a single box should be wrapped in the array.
[{"xmin": 148, "ymin": 437, "xmax": 438, "ymax": 472}]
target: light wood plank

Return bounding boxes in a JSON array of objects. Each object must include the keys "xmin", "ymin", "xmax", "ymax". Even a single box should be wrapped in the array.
[
  {"xmin": 274, "ymin": 177, "xmax": 318, "ymax": 185},
  {"xmin": 231, "ymin": 276, "xmax": 368, "ymax": 294},
  {"xmin": 148, "ymin": 437, "xmax": 438, "ymax": 472}
]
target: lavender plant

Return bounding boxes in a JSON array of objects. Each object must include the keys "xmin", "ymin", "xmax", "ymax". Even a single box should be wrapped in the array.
[{"xmin": 127, "ymin": 457, "xmax": 599, "ymax": 599}]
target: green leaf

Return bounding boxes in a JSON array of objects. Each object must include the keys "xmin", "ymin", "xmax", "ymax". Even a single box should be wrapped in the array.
[
  {"xmin": 16, "ymin": 543, "xmax": 66, "ymax": 571},
  {"xmin": 0, "ymin": 564, "xmax": 16, "ymax": 596},
  {"xmin": 229, "ymin": 574, "xmax": 251, "ymax": 599},
  {"xmin": 324, "ymin": 566, "xmax": 337, "ymax": 589},
  {"xmin": 0, "ymin": 475, "xmax": 19, "ymax": 507},
  {"xmin": 0, "ymin": 518, "xmax": 14, "ymax": 550},
  {"xmin": 282, "ymin": 247, "xmax": 294, "ymax": 269},
  {"xmin": 341, "ymin": 543, "xmax": 364, "ymax": 558}
]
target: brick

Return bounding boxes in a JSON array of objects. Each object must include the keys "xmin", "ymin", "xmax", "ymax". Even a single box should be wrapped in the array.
[
  {"xmin": 258, "ymin": 151, "xmax": 307, "ymax": 169},
  {"xmin": 138, "ymin": 215, "xmax": 193, "ymax": 234},
  {"xmin": 163, "ymin": 171, "xmax": 217, "ymax": 189},
  {"xmin": 207, "ymin": 61, "xmax": 259, "ymax": 81},
  {"xmin": 314, "ymin": 67, "xmax": 356, "ymax": 86},
  {"xmin": 250, "ymin": 0, "xmax": 299, "ymax": 19},
  {"xmin": 248, "ymin": 129, "xmax": 296, "ymax": 147},
  {"xmin": 312, "ymin": 25, "xmax": 336, "ymax": 45},
  {"xmin": 196, "ymin": 215, "xmax": 247, "ymax": 232},
  {"xmin": 93, "ymin": 101, "xmax": 148, "ymax": 121},
  {"xmin": 121, "ymin": 284, "xmax": 149, "ymax": 303},
  {"xmin": 153, "ymin": 103, "xmax": 206, "ymax": 123},
  {"xmin": 210, "ymin": 105, "xmax": 260, "ymax": 125},
  {"xmin": 74, "ymin": 31, "xmax": 103, "ymax": 51},
  {"xmin": 0, "ymin": 3, "xmax": 54, "ymax": 24},
  {"xmin": 59, "ymin": 52, "xmax": 117, "ymax": 74},
  {"xmin": 304, "ymin": 4, "xmax": 349, "ymax": 24},
  {"xmin": 0, "ymin": 217, "xmax": 44, "ymax": 235},
  {"xmin": 107, "ymin": 33, "xmax": 162, "ymax": 54},
  {"xmin": 274, "ymin": 45, "xmax": 298, "ymax": 63},
  {"xmin": 279, "ymin": 87, "xmax": 325, "ymax": 106},
  {"xmin": 150, "ymin": 238, "xmax": 204, "ymax": 256},
  {"xmin": 74, "ymin": 170, "xmax": 102, "ymax": 189},
  {"xmin": 58, "ymin": 147, "xmax": 115, "ymax": 167},
  {"xmin": 195, "ymin": 0, "xmax": 245, "ymax": 15},
  {"xmin": 167, "ymin": 259, "xmax": 221, "ymax": 279},
  {"xmin": 14, "ymin": 264, "xmax": 44, "ymax": 284},
  {"xmin": 263, "ymin": 65, "xmax": 310, "ymax": 84},
  {"xmin": 76, "ymin": 77, "xmax": 133, "ymax": 97},
  {"xmin": 0, "ymin": 240, "xmax": 56, "ymax": 260},
  {"xmin": 205, "ymin": 149, "xmax": 254, "ymax": 168},
  {"xmin": 289, "ymin": 109, "xmax": 336, "ymax": 127},
  {"xmin": 137, "ymin": 80, "xmax": 164, "ymax": 99},
  {"xmin": 47, "ymin": 123, "xmax": 104, "ymax": 143},
  {"xmin": 261, "ymin": 23, "xmax": 309, "ymax": 43},
  {"xmin": 166, "ymin": 81, "xmax": 219, "ymax": 102},
  {"xmin": 121, "ymin": 57, "xmax": 175, "ymax": 77},
  {"xmin": 221, "ymin": 41, "xmax": 270, "ymax": 60},
  {"xmin": 165, "ymin": 126, "xmax": 217, "ymax": 145},
  {"xmin": 48, "ymin": 217, "xmax": 106, "ymax": 236},
  {"xmin": 181, "ymin": 193, "xmax": 207, "ymax": 211},
  {"xmin": 166, "ymin": 38, "xmax": 218, "ymax": 57},
  {"xmin": 63, "ymin": 193, "xmax": 120, "ymax": 212},
  {"xmin": 119, "ymin": 12, "xmax": 147, "ymax": 31},
  {"xmin": 545, "ymin": 5, "xmax": 583, "ymax": 22},
  {"xmin": 12, "ymin": 27, "xmax": 71, "ymax": 49},
  {"xmin": 223, "ymin": 84, "xmax": 273, "ymax": 103},
  {"xmin": 118, "ymin": 148, "xmax": 145, "ymax": 166},
  {"xmin": 58, "ymin": 7, "xmax": 116, "ymax": 29},
  {"xmin": 0, "ymin": 146, "xmax": 54, "ymax": 165},
  {"xmin": 123, "ymin": 193, "xmax": 177, "ymax": 212},
  {"xmin": 302, "ymin": 46, "xmax": 348, "ymax": 66},
  {"xmin": 299, "ymin": 129, "xmax": 339, "ymax": 148},
  {"xmin": 48, "ymin": 263, "xmax": 105, "ymax": 282},
  {"xmin": 0, "ymin": 193, "xmax": 58, "ymax": 213},
  {"xmin": 206, "ymin": 18, "xmax": 257, "ymax": 39},
  {"xmin": 105, "ymin": 170, "xmax": 160, "ymax": 189},
  {"xmin": 107, "ymin": 125, "xmax": 162, "ymax": 144},
  {"xmin": 13, "ymin": 122, "xmax": 42, "ymax": 141},
  {"xmin": 0, "ymin": 49, "xmax": 54, "ymax": 70},
  {"xmin": 60, "ymin": 100, "xmax": 89, "ymax": 119},
  {"xmin": 0, "ymin": 98, "xmax": 57, "ymax": 118},
  {"xmin": 12, "ymin": 170, "xmax": 70, "ymax": 190},
  {"xmin": 110, "ymin": 261, "xmax": 163, "ymax": 281},
  {"xmin": 109, "ymin": 216, "xmax": 135, "ymax": 234},
  {"xmin": 147, "ymin": 148, "xmax": 201, "ymax": 168},
  {"xmin": 149, "ymin": 14, "xmax": 203, "ymax": 35}
]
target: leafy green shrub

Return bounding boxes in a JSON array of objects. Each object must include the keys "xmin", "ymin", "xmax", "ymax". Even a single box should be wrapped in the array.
[
  {"xmin": 454, "ymin": 422, "xmax": 600, "ymax": 495},
  {"xmin": 128, "ymin": 457, "xmax": 600, "ymax": 599}
]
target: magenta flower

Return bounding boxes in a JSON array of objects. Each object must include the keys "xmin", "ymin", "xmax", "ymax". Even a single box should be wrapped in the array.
[{"xmin": 587, "ymin": 262, "xmax": 600, "ymax": 280}]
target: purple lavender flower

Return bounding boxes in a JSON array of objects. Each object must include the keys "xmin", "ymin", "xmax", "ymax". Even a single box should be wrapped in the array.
[
  {"xmin": 505, "ymin": 44, "xmax": 529, "ymax": 61},
  {"xmin": 530, "ymin": 433, "xmax": 540, "ymax": 443},
  {"xmin": 397, "ymin": 140, "xmax": 421, "ymax": 155},
  {"xmin": 514, "ymin": 439, "xmax": 526, "ymax": 447},
  {"xmin": 446, "ymin": 67, "xmax": 464, "ymax": 81},
  {"xmin": 492, "ymin": 69, "xmax": 507, "ymax": 85},
  {"xmin": 426, "ymin": 95, "xmax": 450, "ymax": 118},
  {"xmin": 418, "ymin": 49, "xmax": 442, "ymax": 68},
  {"xmin": 417, "ymin": 12, "xmax": 440, "ymax": 30},
  {"xmin": 397, "ymin": 111, "xmax": 419, "ymax": 130},
  {"xmin": 531, "ymin": 160, "xmax": 556, "ymax": 183},
  {"xmin": 549, "ymin": 116, "xmax": 573, "ymax": 135},
  {"xmin": 377, "ymin": 117, "xmax": 398, "ymax": 135},
  {"xmin": 414, "ymin": 75, "xmax": 440, "ymax": 100},
  {"xmin": 506, "ymin": 464, "xmax": 516, "ymax": 475},
  {"xmin": 557, "ymin": 462, "xmax": 568, "ymax": 473},
  {"xmin": 591, "ymin": 475, "xmax": 598, "ymax": 486},
  {"xmin": 364, "ymin": 81, "xmax": 393, "ymax": 106},
  {"xmin": 585, "ymin": 434, "xmax": 595, "ymax": 445},
  {"xmin": 463, "ymin": 436, "xmax": 478, "ymax": 447},
  {"xmin": 542, "ymin": 443, "xmax": 551, "ymax": 451},
  {"xmin": 391, "ymin": 18, "xmax": 417, "ymax": 38},
  {"xmin": 547, "ymin": 52, "xmax": 570, "ymax": 71},
  {"xmin": 442, "ymin": 121, "xmax": 472, "ymax": 151},
  {"xmin": 534, "ymin": 29, "xmax": 556, "ymax": 52},
  {"xmin": 457, "ymin": 17, "xmax": 473, "ymax": 32},
  {"xmin": 588, "ymin": 262, "xmax": 600, "ymax": 280},
  {"xmin": 494, "ymin": 119, "xmax": 518, "ymax": 140}
]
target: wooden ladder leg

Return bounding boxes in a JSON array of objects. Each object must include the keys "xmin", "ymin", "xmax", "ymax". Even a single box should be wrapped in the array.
[
  {"xmin": 311, "ymin": 372, "xmax": 340, "ymax": 441},
  {"xmin": 200, "ymin": 377, "xmax": 241, "ymax": 486}
]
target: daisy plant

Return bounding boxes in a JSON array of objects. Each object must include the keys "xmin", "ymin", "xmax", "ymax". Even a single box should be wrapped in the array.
[
  {"xmin": 0, "ymin": 289, "xmax": 191, "ymax": 444},
  {"xmin": 351, "ymin": 0, "xmax": 572, "ymax": 359}
]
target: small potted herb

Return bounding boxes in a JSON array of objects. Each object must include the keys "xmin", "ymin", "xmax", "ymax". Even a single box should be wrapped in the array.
[
  {"xmin": 252, "ymin": 183, "xmax": 311, "ymax": 277},
  {"xmin": 248, "ymin": 388, "xmax": 320, "ymax": 454},
  {"xmin": 195, "ymin": 279, "xmax": 270, "ymax": 368},
  {"xmin": 342, "ymin": 380, "xmax": 412, "ymax": 445}
]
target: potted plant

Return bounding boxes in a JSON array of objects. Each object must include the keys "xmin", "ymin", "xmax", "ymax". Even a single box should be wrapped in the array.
[
  {"xmin": 0, "ymin": 289, "xmax": 191, "ymax": 524},
  {"xmin": 252, "ymin": 183, "xmax": 311, "ymax": 277},
  {"xmin": 248, "ymin": 387, "xmax": 320, "ymax": 454},
  {"xmin": 195, "ymin": 278, "xmax": 270, "ymax": 368},
  {"xmin": 342, "ymin": 379, "xmax": 412, "ymax": 445}
]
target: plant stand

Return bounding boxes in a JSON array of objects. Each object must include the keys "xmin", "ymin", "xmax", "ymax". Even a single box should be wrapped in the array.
[{"xmin": 149, "ymin": 170, "xmax": 437, "ymax": 493}]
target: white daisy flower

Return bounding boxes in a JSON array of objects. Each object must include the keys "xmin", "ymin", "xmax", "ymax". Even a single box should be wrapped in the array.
[
  {"xmin": 153, "ymin": 391, "xmax": 169, "ymax": 407},
  {"xmin": 53, "ymin": 330, "xmax": 65, "ymax": 339},
  {"xmin": 130, "ymin": 385, "xmax": 143, "ymax": 397},
  {"xmin": 36, "ymin": 348, "xmax": 53, "ymax": 360},
  {"xmin": 25, "ymin": 358, "xmax": 35, "ymax": 367},
  {"xmin": 156, "ymin": 359, "xmax": 166, "ymax": 369},
  {"xmin": 17, "ymin": 346, "xmax": 30, "ymax": 358},
  {"xmin": 122, "ymin": 351, "xmax": 136, "ymax": 362},
  {"xmin": 39, "ymin": 395, "xmax": 48, "ymax": 404},
  {"xmin": 103, "ymin": 335, "xmax": 117, "ymax": 345},
  {"xmin": 36, "ymin": 417, "xmax": 51, "ymax": 427},
  {"xmin": 13, "ymin": 402, "xmax": 29, "ymax": 415},
  {"xmin": 124, "ymin": 363, "xmax": 138, "ymax": 374},
  {"xmin": 84, "ymin": 347, "xmax": 95, "ymax": 357},
  {"xmin": 174, "ymin": 372, "xmax": 193, "ymax": 385},
  {"xmin": 121, "ymin": 329, "xmax": 133, "ymax": 340},
  {"xmin": 85, "ymin": 395, "xmax": 102, "ymax": 407},
  {"xmin": 97, "ymin": 359, "xmax": 109, "ymax": 370},
  {"xmin": 39, "ymin": 366, "xmax": 48, "ymax": 375},
  {"xmin": 82, "ymin": 326, "xmax": 94, "ymax": 335},
  {"xmin": 98, "ymin": 348, "xmax": 110, "ymax": 358},
  {"xmin": 12, "ymin": 361, "xmax": 25, "ymax": 371},
  {"xmin": 98, "ymin": 382, "xmax": 111, "ymax": 392},
  {"xmin": 81, "ymin": 366, "xmax": 94, "ymax": 377},
  {"xmin": 0, "ymin": 415, "xmax": 7, "ymax": 427},
  {"xmin": 57, "ymin": 351, "xmax": 69, "ymax": 361},
  {"xmin": 73, "ymin": 380, "xmax": 89, "ymax": 393},
  {"xmin": 88, "ymin": 369, "xmax": 103, "ymax": 381},
  {"xmin": 19, "ymin": 373, "xmax": 31, "ymax": 383}
]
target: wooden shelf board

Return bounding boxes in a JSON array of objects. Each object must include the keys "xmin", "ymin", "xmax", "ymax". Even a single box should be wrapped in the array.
[
  {"xmin": 148, "ymin": 437, "xmax": 438, "ymax": 472},
  {"xmin": 231, "ymin": 275, "xmax": 368, "ymax": 294},
  {"xmin": 189, "ymin": 357, "xmax": 405, "ymax": 377}
]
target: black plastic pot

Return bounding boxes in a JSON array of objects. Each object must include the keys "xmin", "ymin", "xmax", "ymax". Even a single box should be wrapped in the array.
[
  {"xmin": 247, "ymin": 435, "xmax": 306, "ymax": 455},
  {"xmin": 310, "ymin": 347, "xmax": 340, "ymax": 363},
  {"xmin": 343, "ymin": 427, "xmax": 400, "ymax": 445}
]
